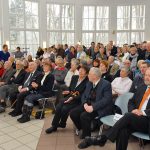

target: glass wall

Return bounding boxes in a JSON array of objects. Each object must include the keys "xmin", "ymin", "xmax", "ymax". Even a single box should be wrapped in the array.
[
  {"xmin": 47, "ymin": 4, "xmax": 75, "ymax": 46},
  {"xmin": 117, "ymin": 5, "xmax": 145, "ymax": 45},
  {"xmin": 82, "ymin": 6, "xmax": 109, "ymax": 47},
  {"xmin": 9, "ymin": 0, "xmax": 39, "ymax": 55}
]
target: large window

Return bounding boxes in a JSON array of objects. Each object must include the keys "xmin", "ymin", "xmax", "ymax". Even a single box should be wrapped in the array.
[
  {"xmin": 47, "ymin": 4, "xmax": 75, "ymax": 46},
  {"xmin": 0, "ymin": 31, "xmax": 2, "ymax": 49},
  {"xmin": 9, "ymin": 0, "xmax": 39, "ymax": 56},
  {"xmin": 117, "ymin": 5, "xmax": 145, "ymax": 46},
  {"xmin": 82, "ymin": 6, "xmax": 109, "ymax": 47}
]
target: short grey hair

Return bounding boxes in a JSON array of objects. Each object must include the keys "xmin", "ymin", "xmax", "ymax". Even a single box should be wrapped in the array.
[
  {"xmin": 90, "ymin": 67, "xmax": 101, "ymax": 78},
  {"xmin": 121, "ymin": 66, "xmax": 130, "ymax": 74},
  {"xmin": 71, "ymin": 58, "xmax": 80, "ymax": 67}
]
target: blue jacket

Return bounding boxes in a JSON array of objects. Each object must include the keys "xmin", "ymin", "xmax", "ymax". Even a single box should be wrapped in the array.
[{"xmin": 0, "ymin": 51, "xmax": 10, "ymax": 62}]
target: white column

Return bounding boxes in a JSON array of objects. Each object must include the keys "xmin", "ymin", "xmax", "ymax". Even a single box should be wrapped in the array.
[
  {"xmin": 1, "ymin": 0, "xmax": 9, "ymax": 43},
  {"xmin": 74, "ymin": 4, "xmax": 82, "ymax": 44},
  {"xmin": 109, "ymin": 5, "xmax": 117, "ymax": 44},
  {"xmin": 39, "ymin": 0, "xmax": 47, "ymax": 47}
]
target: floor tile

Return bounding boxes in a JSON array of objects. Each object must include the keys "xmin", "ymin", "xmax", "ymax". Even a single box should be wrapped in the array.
[
  {"xmin": 0, "ymin": 126, "xmax": 18, "ymax": 134},
  {"xmin": 31, "ymin": 130, "xmax": 42, "ymax": 137},
  {"xmin": 0, "ymin": 140, "xmax": 22, "ymax": 150},
  {"xmin": 16, "ymin": 134, "xmax": 37, "ymax": 144},
  {"xmin": 15, "ymin": 145, "xmax": 32, "ymax": 150},
  {"xmin": 22, "ymin": 125, "xmax": 41, "ymax": 133},
  {"xmin": 0, "ymin": 135, "xmax": 13, "ymax": 144},
  {"xmin": 7, "ymin": 129, "xmax": 28, "ymax": 139},
  {"xmin": 26, "ymin": 139, "xmax": 39, "ymax": 149}
]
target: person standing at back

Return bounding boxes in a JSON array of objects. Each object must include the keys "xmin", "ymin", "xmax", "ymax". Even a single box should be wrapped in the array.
[{"xmin": 0, "ymin": 44, "xmax": 10, "ymax": 62}]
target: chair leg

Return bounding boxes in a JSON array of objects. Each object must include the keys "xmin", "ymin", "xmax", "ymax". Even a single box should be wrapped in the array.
[
  {"xmin": 52, "ymin": 101, "xmax": 56, "ymax": 111},
  {"xmin": 40, "ymin": 99, "xmax": 46, "ymax": 120},
  {"xmin": 139, "ymin": 138, "xmax": 144, "ymax": 150},
  {"xmin": 98, "ymin": 124, "xmax": 104, "ymax": 135}
]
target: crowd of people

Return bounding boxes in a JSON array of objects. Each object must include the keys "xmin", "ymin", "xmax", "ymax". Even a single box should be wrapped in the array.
[{"xmin": 0, "ymin": 40, "xmax": 150, "ymax": 150}]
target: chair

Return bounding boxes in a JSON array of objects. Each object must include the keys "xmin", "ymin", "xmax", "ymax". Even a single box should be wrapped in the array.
[
  {"xmin": 37, "ymin": 96, "xmax": 56, "ymax": 119},
  {"xmin": 100, "ymin": 92, "xmax": 134, "ymax": 128}
]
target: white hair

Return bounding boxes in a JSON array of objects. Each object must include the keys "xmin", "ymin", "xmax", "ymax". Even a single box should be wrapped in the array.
[{"xmin": 90, "ymin": 67, "xmax": 101, "ymax": 78}]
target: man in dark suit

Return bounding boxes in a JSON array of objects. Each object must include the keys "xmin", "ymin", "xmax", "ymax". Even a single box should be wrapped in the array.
[
  {"xmin": 45, "ymin": 66, "xmax": 89, "ymax": 134},
  {"xmin": 0, "ymin": 60, "xmax": 26, "ymax": 112},
  {"xmin": 9, "ymin": 61, "xmax": 43, "ymax": 117},
  {"xmin": 17, "ymin": 62, "xmax": 55, "ymax": 123},
  {"xmin": 81, "ymin": 67, "xmax": 150, "ymax": 150},
  {"xmin": 70, "ymin": 67, "xmax": 113, "ymax": 139}
]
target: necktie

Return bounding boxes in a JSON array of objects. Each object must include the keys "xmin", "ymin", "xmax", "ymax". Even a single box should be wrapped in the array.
[
  {"xmin": 138, "ymin": 88, "xmax": 150, "ymax": 110},
  {"xmin": 24, "ymin": 73, "xmax": 33, "ymax": 87}
]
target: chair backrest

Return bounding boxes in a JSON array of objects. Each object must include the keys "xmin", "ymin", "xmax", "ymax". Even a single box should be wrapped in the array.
[{"xmin": 115, "ymin": 92, "xmax": 134, "ymax": 115}]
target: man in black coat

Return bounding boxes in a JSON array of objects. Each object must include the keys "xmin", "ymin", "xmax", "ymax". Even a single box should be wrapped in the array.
[
  {"xmin": 70, "ymin": 67, "xmax": 113, "ymax": 139},
  {"xmin": 80, "ymin": 68, "xmax": 150, "ymax": 150},
  {"xmin": 9, "ymin": 62, "xmax": 43, "ymax": 117},
  {"xmin": 17, "ymin": 62, "xmax": 55, "ymax": 123}
]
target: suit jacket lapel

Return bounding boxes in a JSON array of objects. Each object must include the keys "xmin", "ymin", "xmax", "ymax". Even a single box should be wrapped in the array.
[{"xmin": 137, "ymin": 85, "xmax": 147, "ymax": 107}]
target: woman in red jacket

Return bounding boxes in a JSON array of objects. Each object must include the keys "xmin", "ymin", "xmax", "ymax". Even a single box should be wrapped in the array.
[{"xmin": 0, "ymin": 61, "xmax": 4, "ymax": 77}]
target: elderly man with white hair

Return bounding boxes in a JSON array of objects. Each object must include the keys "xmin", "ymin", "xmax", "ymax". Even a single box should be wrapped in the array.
[
  {"xmin": 9, "ymin": 61, "xmax": 43, "ymax": 117},
  {"xmin": 70, "ymin": 67, "xmax": 113, "ymax": 139},
  {"xmin": 0, "ymin": 60, "xmax": 26, "ymax": 112}
]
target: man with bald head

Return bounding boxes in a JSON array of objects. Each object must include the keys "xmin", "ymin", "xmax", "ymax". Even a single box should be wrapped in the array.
[{"xmin": 9, "ymin": 61, "xmax": 43, "ymax": 117}]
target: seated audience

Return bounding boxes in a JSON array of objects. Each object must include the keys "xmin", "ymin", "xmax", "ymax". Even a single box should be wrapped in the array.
[
  {"xmin": 0, "ymin": 61, "xmax": 4, "ymax": 77},
  {"xmin": 127, "ymin": 45, "xmax": 139, "ymax": 72},
  {"xmin": 45, "ymin": 66, "xmax": 89, "ymax": 133},
  {"xmin": 96, "ymin": 46, "xmax": 107, "ymax": 60},
  {"xmin": 64, "ymin": 59, "xmax": 79, "ymax": 87},
  {"xmin": 76, "ymin": 45, "xmax": 86, "ymax": 60},
  {"xmin": 111, "ymin": 67, "xmax": 132, "ymax": 96},
  {"xmin": 70, "ymin": 67, "xmax": 113, "ymax": 139},
  {"xmin": 114, "ymin": 59, "xmax": 134, "ymax": 80},
  {"xmin": 99, "ymin": 60, "xmax": 112, "ymax": 82},
  {"xmin": 0, "ymin": 60, "xmax": 26, "ymax": 112},
  {"xmin": 0, "ymin": 61, "xmax": 15, "ymax": 87},
  {"xmin": 9, "ymin": 62, "xmax": 43, "ymax": 117},
  {"xmin": 134, "ymin": 60, "xmax": 145, "ymax": 78},
  {"xmin": 92, "ymin": 59, "xmax": 100, "ymax": 68},
  {"xmin": 78, "ymin": 68, "xmax": 150, "ymax": 150},
  {"xmin": 17, "ymin": 62, "xmax": 54, "ymax": 123},
  {"xmin": 108, "ymin": 56, "xmax": 119, "ymax": 76},
  {"xmin": 14, "ymin": 47, "xmax": 24, "ymax": 58},
  {"xmin": 130, "ymin": 62, "xmax": 149, "ymax": 93}
]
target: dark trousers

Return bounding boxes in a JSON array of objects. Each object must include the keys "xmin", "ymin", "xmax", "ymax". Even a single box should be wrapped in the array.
[
  {"xmin": 52, "ymin": 100, "xmax": 79, "ymax": 127},
  {"xmin": 14, "ymin": 91, "xmax": 30, "ymax": 113},
  {"xmin": 106, "ymin": 112, "xmax": 149, "ymax": 150},
  {"xmin": 70, "ymin": 105, "xmax": 98, "ymax": 138},
  {"xmin": 25, "ymin": 93, "xmax": 44, "ymax": 106}
]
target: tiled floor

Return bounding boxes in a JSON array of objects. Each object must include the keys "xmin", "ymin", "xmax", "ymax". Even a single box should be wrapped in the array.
[
  {"xmin": 0, "ymin": 108, "xmax": 44, "ymax": 150},
  {"xmin": 0, "ymin": 108, "xmax": 150, "ymax": 150}
]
